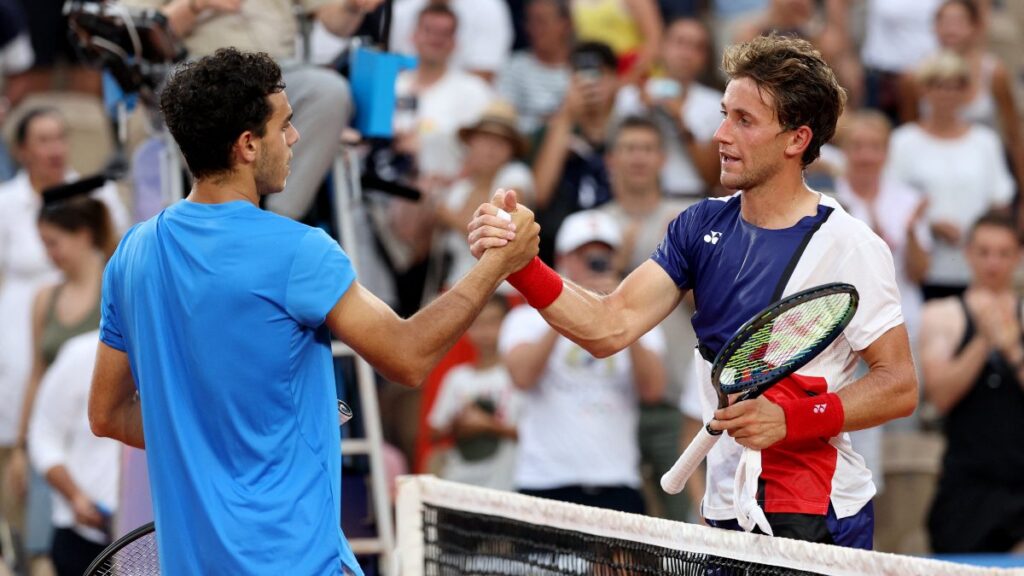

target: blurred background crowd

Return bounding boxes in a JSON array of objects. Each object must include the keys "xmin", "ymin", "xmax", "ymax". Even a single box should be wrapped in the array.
[{"xmin": 1, "ymin": 0, "xmax": 1024, "ymax": 574}]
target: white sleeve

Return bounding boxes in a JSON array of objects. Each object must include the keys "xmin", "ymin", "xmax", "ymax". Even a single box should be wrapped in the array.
[
  {"xmin": 28, "ymin": 344, "xmax": 81, "ymax": 475},
  {"xmin": 838, "ymin": 235, "xmax": 904, "ymax": 351}
]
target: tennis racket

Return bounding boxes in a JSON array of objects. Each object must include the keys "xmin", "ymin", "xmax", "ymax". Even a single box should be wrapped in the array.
[
  {"xmin": 660, "ymin": 282, "xmax": 859, "ymax": 495},
  {"xmin": 83, "ymin": 521, "xmax": 158, "ymax": 575}
]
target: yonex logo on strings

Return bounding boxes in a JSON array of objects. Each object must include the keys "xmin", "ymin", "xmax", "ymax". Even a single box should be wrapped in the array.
[
  {"xmin": 813, "ymin": 403, "xmax": 827, "ymax": 414},
  {"xmin": 703, "ymin": 231, "xmax": 722, "ymax": 244}
]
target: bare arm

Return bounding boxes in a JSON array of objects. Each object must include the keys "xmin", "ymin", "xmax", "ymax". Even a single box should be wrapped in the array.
[
  {"xmin": 621, "ymin": 0, "xmax": 663, "ymax": 83},
  {"xmin": 537, "ymin": 259, "xmax": 685, "ymax": 358},
  {"xmin": 504, "ymin": 329, "xmax": 559, "ymax": 391},
  {"xmin": 89, "ymin": 343, "xmax": 145, "ymax": 449},
  {"xmin": 713, "ymin": 325, "xmax": 918, "ymax": 449},
  {"xmin": 918, "ymin": 299, "xmax": 985, "ymax": 414},
  {"xmin": 328, "ymin": 210, "xmax": 538, "ymax": 387},
  {"xmin": 314, "ymin": 0, "xmax": 384, "ymax": 39},
  {"xmin": 14, "ymin": 287, "xmax": 50, "ymax": 449},
  {"xmin": 838, "ymin": 324, "xmax": 919, "ymax": 429},
  {"xmin": 45, "ymin": 466, "xmax": 106, "ymax": 529},
  {"xmin": 628, "ymin": 339, "xmax": 666, "ymax": 404},
  {"xmin": 990, "ymin": 62, "xmax": 1024, "ymax": 217},
  {"xmin": 158, "ymin": 0, "xmax": 241, "ymax": 39},
  {"xmin": 532, "ymin": 108, "xmax": 574, "ymax": 210},
  {"xmin": 904, "ymin": 200, "xmax": 931, "ymax": 285},
  {"xmin": 898, "ymin": 73, "xmax": 920, "ymax": 124}
]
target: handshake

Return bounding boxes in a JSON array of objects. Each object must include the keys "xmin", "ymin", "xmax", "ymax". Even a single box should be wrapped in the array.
[{"xmin": 466, "ymin": 188, "xmax": 541, "ymax": 276}]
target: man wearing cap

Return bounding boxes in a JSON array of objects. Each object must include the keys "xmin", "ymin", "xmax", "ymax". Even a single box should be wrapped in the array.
[
  {"xmin": 497, "ymin": 210, "xmax": 666, "ymax": 513},
  {"xmin": 435, "ymin": 101, "xmax": 534, "ymax": 289}
]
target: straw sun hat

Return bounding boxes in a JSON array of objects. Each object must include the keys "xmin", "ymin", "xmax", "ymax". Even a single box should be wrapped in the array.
[{"xmin": 457, "ymin": 101, "xmax": 528, "ymax": 158}]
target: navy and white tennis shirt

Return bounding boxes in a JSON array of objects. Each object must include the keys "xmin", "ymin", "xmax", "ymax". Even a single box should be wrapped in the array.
[{"xmin": 651, "ymin": 192, "xmax": 904, "ymax": 525}]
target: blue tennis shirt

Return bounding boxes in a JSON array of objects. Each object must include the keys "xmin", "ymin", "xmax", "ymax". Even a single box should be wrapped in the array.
[{"xmin": 100, "ymin": 200, "xmax": 361, "ymax": 575}]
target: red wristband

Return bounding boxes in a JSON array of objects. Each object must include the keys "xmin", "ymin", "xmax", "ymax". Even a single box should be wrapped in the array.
[
  {"xmin": 779, "ymin": 392, "xmax": 844, "ymax": 443},
  {"xmin": 506, "ymin": 257, "xmax": 564, "ymax": 309}
]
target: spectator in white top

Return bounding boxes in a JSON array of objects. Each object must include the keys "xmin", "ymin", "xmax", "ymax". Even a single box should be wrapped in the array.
[
  {"xmin": 499, "ymin": 210, "xmax": 666, "ymax": 513},
  {"xmin": 887, "ymin": 51, "xmax": 1014, "ymax": 299},
  {"xmin": 596, "ymin": 116, "xmax": 694, "ymax": 522},
  {"xmin": 385, "ymin": 4, "xmax": 494, "ymax": 310},
  {"xmin": 393, "ymin": 4, "xmax": 494, "ymax": 182},
  {"xmin": 0, "ymin": 109, "xmax": 128, "ymax": 549},
  {"xmin": 614, "ymin": 17, "xmax": 721, "ymax": 198},
  {"xmin": 28, "ymin": 331, "xmax": 119, "ymax": 576},
  {"xmin": 496, "ymin": 0, "xmax": 573, "ymax": 138},
  {"xmin": 835, "ymin": 110, "xmax": 931, "ymax": 342},
  {"xmin": 389, "ymin": 0, "xmax": 513, "ymax": 82},
  {"xmin": 434, "ymin": 101, "xmax": 534, "ymax": 290},
  {"xmin": 428, "ymin": 296, "xmax": 521, "ymax": 491},
  {"xmin": 900, "ymin": 0, "xmax": 1024, "ymax": 203}
]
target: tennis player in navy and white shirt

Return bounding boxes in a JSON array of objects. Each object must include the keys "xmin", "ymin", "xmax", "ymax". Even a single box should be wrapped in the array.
[{"xmin": 467, "ymin": 34, "xmax": 917, "ymax": 549}]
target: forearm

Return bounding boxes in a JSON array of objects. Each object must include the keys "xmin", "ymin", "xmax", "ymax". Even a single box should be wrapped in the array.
[
  {"xmin": 315, "ymin": 0, "xmax": 367, "ymax": 38},
  {"xmin": 540, "ymin": 281, "xmax": 632, "ymax": 358},
  {"xmin": 532, "ymin": 113, "xmax": 573, "ymax": 209},
  {"xmin": 399, "ymin": 255, "xmax": 509, "ymax": 385},
  {"xmin": 44, "ymin": 465, "xmax": 86, "ymax": 506},
  {"xmin": 102, "ymin": 396, "xmax": 146, "ymax": 449},
  {"xmin": 629, "ymin": 343, "xmax": 666, "ymax": 404},
  {"xmin": 15, "ymin": 368, "xmax": 42, "ymax": 446},
  {"xmin": 904, "ymin": 232, "xmax": 930, "ymax": 284},
  {"xmin": 837, "ymin": 357, "xmax": 918, "ymax": 431},
  {"xmin": 160, "ymin": 0, "xmax": 204, "ymax": 38},
  {"xmin": 924, "ymin": 335, "xmax": 990, "ymax": 414},
  {"xmin": 505, "ymin": 330, "xmax": 559, "ymax": 390}
]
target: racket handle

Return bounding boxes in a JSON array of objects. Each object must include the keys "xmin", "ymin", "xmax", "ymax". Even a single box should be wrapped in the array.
[{"xmin": 660, "ymin": 425, "xmax": 720, "ymax": 495}]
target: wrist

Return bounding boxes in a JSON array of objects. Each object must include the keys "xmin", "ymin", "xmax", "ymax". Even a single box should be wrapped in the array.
[
  {"xmin": 506, "ymin": 257, "xmax": 564, "ymax": 309},
  {"xmin": 778, "ymin": 393, "xmax": 844, "ymax": 443}
]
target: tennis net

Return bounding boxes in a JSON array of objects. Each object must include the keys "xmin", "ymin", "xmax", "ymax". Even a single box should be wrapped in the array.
[{"xmin": 396, "ymin": 476, "xmax": 1013, "ymax": 576}]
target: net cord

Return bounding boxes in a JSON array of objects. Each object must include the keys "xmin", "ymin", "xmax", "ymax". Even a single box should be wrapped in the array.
[{"xmin": 395, "ymin": 475, "xmax": 1012, "ymax": 576}]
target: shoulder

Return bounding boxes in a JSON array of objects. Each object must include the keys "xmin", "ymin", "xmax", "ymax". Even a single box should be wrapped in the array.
[
  {"xmin": 890, "ymin": 123, "xmax": 924, "ymax": 144},
  {"xmin": 921, "ymin": 296, "xmax": 964, "ymax": 332},
  {"xmin": 966, "ymin": 124, "xmax": 1003, "ymax": 147}
]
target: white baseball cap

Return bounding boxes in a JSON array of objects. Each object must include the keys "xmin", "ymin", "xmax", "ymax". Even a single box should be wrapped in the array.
[{"xmin": 555, "ymin": 210, "xmax": 622, "ymax": 254}]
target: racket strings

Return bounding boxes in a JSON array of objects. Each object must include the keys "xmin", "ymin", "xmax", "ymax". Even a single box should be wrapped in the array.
[
  {"xmin": 88, "ymin": 530, "xmax": 159, "ymax": 575},
  {"xmin": 719, "ymin": 292, "xmax": 854, "ymax": 388}
]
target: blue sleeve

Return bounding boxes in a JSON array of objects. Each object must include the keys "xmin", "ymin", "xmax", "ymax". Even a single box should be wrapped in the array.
[
  {"xmin": 651, "ymin": 202, "xmax": 701, "ymax": 289},
  {"xmin": 285, "ymin": 229, "xmax": 356, "ymax": 328},
  {"xmin": 99, "ymin": 248, "xmax": 126, "ymax": 352}
]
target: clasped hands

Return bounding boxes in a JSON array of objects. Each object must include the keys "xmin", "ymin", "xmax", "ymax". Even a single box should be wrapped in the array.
[{"xmin": 467, "ymin": 188, "xmax": 540, "ymax": 276}]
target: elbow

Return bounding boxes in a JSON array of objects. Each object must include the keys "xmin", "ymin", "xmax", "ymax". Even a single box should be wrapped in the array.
[
  {"xmin": 895, "ymin": 367, "xmax": 920, "ymax": 419},
  {"xmin": 89, "ymin": 408, "xmax": 114, "ymax": 440}
]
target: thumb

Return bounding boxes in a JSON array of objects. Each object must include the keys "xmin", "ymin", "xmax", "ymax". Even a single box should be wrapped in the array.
[
  {"xmin": 490, "ymin": 187, "xmax": 507, "ymax": 207},
  {"xmin": 503, "ymin": 189, "xmax": 518, "ymax": 212}
]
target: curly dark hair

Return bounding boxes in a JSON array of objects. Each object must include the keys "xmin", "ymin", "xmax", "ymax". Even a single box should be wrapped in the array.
[
  {"xmin": 160, "ymin": 48, "xmax": 285, "ymax": 179},
  {"xmin": 722, "ymin": 34, "xmax": 846, "ymax": 167}
]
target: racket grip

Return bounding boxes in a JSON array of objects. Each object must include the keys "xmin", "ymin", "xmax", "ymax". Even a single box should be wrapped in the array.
[{"xmin": 660, "ymin": 425, "xmax": 720, "ymax": 495}]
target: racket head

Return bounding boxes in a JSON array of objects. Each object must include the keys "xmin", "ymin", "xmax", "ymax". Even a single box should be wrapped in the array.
[
  {"xmin": 83, "ymin": 521, "xmax": 159, "ymax": 576},
  {"xmin": 711, "ymin": 283, "xmax": 859, "ymax": 396}
]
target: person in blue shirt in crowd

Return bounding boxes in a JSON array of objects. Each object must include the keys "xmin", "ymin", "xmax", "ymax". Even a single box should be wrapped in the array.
[{"xmin": 87, "ymin": 48, "xmax": 538, "ymax": 576}]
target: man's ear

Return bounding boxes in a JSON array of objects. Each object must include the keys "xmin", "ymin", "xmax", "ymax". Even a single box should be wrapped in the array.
[
  {"xmin": 785, "ymin": 125, "xmax": 813, "ymax": 161},
  {"xmin": 233, "ymin": 130, "xmax": 260, "ymax": 166}
]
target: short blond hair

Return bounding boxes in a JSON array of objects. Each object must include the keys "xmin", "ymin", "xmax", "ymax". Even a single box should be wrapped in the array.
[
  {"xmin": 915, "ymin": 51, "xmax": 970, "ymax": 85},
  {"xmin": 835, "ymin": 109, "xmax": 892, "ymax": 147}
]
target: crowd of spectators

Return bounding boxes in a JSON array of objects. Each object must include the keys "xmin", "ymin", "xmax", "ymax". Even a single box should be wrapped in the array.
[{"xmin": 2, "ymin": 0, "xmax": 1024, "ymax": 573}]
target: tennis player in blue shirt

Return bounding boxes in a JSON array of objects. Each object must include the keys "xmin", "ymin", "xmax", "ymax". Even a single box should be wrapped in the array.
[{"xmin": 88, "ymin": 48, "xmax": 539, "ymax": 575}]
